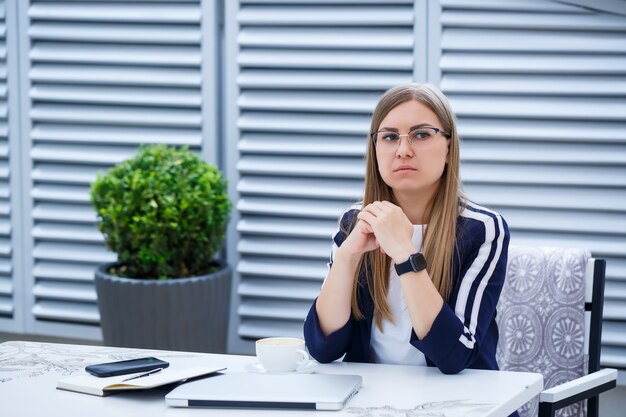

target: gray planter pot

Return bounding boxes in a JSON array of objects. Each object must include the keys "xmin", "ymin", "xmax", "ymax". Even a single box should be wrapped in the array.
[{"xmin": 94, "ymin": 262, "xmax": 232, "ymax": 353}]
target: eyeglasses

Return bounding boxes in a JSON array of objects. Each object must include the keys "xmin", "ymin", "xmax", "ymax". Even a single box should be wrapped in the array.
[{"xmin": 370, "ymin": 127, "xmax": 451, "ymax": 151}]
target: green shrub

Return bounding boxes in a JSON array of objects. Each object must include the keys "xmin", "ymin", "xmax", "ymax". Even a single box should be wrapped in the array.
[{"xmin": 90, "ymin": 145, "xmax": 231, "ymax": 279}]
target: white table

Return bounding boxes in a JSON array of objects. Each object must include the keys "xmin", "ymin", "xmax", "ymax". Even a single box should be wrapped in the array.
[{"xmin": 0, "ymin": 341, "xmax": 542, "ymax": 417}]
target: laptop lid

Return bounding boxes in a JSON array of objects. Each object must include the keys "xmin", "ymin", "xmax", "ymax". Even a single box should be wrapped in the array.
[{"xmin": 165, "ymin": 372, "xmax": 362, "ymax": 411}]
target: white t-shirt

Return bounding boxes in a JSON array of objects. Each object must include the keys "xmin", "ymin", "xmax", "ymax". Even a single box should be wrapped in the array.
[{"xmin": 369, "ymin": 224, "xmax": 427, "ymax": 366}]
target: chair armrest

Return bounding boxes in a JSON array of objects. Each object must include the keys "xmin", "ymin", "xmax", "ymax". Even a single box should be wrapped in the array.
[{"xmin": 540, "ymin": 368, "xmax": 617, "ymax": 404}]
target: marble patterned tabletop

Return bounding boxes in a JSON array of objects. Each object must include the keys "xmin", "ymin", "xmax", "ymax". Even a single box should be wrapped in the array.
[{"xmin": 0, "ymin": 341, "xmax": 542, "ymax": 417}]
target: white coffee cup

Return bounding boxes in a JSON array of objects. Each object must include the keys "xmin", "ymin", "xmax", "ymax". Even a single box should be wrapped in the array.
[{"xmin": 255, "ymin": 337, "xmax": 310, "ymax": 373}]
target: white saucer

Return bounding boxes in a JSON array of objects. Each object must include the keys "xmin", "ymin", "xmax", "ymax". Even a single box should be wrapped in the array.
[{"xmin": 245, "ymin": 360, "xmax": 318, "ymax": 374}]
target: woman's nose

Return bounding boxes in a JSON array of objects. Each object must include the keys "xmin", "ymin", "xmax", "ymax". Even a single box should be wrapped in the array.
[{"xmin": 395, "ymin": 135, "xmax": 414, "ymax": 157}]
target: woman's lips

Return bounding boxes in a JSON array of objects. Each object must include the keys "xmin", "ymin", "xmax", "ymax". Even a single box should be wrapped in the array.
[{"xmin": 394, "ymin": 166, "xmax": 416, "ymax": 172}]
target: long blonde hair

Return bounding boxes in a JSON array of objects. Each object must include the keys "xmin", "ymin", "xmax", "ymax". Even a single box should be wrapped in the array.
[{"xmin": 350, "ymin": 83, "xmax": 464, "ymax": 329}]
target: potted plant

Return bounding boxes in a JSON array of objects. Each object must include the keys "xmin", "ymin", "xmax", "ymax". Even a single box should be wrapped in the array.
[{"xmin": 90, "ymin": 144, "xmax": 232, "ymax": 353}]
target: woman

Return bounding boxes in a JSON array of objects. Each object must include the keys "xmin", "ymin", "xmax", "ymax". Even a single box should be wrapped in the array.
[{"xmin": 304, "ymin": 83, "xmax": 509, "ymax": 375}]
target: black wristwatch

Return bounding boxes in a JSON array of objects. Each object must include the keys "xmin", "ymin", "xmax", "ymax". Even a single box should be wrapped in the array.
[{"xmin": 394, "ymin": 252, "xmax": 427, "ymax": 276}]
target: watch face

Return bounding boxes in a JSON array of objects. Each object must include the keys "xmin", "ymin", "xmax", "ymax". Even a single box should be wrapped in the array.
[{"xmin": 410, "ymin": 253, "xmax": 427, "ymax": 271}]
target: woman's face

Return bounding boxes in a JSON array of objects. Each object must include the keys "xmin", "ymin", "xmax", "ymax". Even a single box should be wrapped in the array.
[{"xmin": 374, "ymin": 100, "xmax": 450, "ymax": 199}]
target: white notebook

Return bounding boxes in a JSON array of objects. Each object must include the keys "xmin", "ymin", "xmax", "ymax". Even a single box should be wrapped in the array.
[
  {"xmin": 166, "ymin": 372, "xmax": 362, "ymax": 411},
  {"xmin": 57, "ymin": 366, "xmax": 224, "ymax": 397}
]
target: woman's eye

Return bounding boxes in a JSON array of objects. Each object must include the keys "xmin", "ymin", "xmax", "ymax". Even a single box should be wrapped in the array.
[
  {"xmin": 410, "ymin": 130, "xmax": 432, "ymax": 140},
  {"xmin": 382, "ymin": 133, "xmax": 399, "ymax": 142}
]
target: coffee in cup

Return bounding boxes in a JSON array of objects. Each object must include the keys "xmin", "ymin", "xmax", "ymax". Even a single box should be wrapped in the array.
[{"xmin": 255, "ymin": 337, "xmax": 310, "ymax": 373}]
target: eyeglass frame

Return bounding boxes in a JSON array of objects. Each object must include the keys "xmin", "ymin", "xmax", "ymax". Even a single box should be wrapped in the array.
[{"xmin": 369, "ymin": 126, "xmax": 452, "ymax": 147}]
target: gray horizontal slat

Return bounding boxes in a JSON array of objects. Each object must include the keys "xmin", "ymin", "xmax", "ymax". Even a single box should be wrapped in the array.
[
  {"xmin": 238, "ymin": 320, "xmax": 304, "ymax": 339},
  {"xmin": 30, "ymin": 64, "xmax": 201, "ymax": 87},
  {"xmin": 0, "ymin": 218, "xmax": 9, "ymax": 235},
  {"xmin": 0, "ymin": 258, "xmax": 12, "ymax": 274},
  {"xmin": 443, "ymin": 74, "xmax": 626, "ymax": 96},
  {"xmin": 237, "ymin": 217, "xmax": 334, "ymax": 239},
  {"xmin": 440, "ymin": 53, "xmax": 626, "ymax": 74},
  {"xmin": 605, "ymin": 281, "xmax": 626, "ymax": 301},
  {"xmin": 30, "ymin": 85, "xmax": 202, "ymax": 107},
  {"xmin": 0, "ymin": 238, "xmax": 11, "ymax": 256},
  {"xmin": 31, "ymin": 144, "xmax": 136, "ymax": 165},
  {"xmin": 0, "ymin": 185, "xmax": 11, "ymax": 200},
  {"xmin": 31, "ymin": 300, "xmax": 99, "ymax": 324},
  {"xmin": 238, "ymin": 69, "xmax": 410, "ymax": 90},
  {"xmin": 32, "ymin": 223, "xmax": 102, "ymax": 243},
  {"xmin": 238, "ymin": 258, "xmax": 326, "ymax": 280},
  {"xmin": 33, "ymin": 281, "xmax": 96, "ymax": 302},
  {"xmin": 450, "ymin": 95, "xmax": 625, "ymax": 121},
  {"xmin": 31, "ymin": 124, "xmax": 202, "ymax": 146},
  {"xmin": 238, "ymin": 90, "xmax": 377, "ymax": 113},
  {"xmin": 238, "ymin": 49, "xmax": 413, "ymax": 70},
  {"xmin": 32, "ymin": 164, "xmax": 100, "ymax": 185},
  {"xmin": 28, "ymin": 3, "xmax": 201, "ymax": 23},
  {"xmin": 238, "ymin": 237, "xmax": 328, "ymax": 259},
  {"xmin": 458, "ymin": 118, "xmax": 626, "ymax": 144},
  {"xmin": 442, "ymin": 10, "xmax": 626, "ymax": 31},
  {"xmin": 0, "ymin": 202, "xmax": 10, "ymax": 216},
  {"xmin": 0, "ymin": 297, "xmax": 12, "ymax": 315},
  {"xmin": 0, "ymin": 277, "xmax": 12, "ymax": 295},
  {"xmin": 239, "ymin": 133, "xmax": 365, "ymax": 156},
  {"xmin": 238, "ymin": 279, "xmax": 320, "ymax": 301},
  {"xmin": 441, "ymin": 0, "xmax": 582, "ymax": 13},
  {"xmin": 442, "ymin": 29, "xmax": 626, "ymax": 53},
  {"xmin": 239, "ymin": 112, "xmax": 369, "ymax": 135},
  {"xmin": 238, "ymin": 176, "xmax": 362, "ymax": 200},
  {"xmin": 601, "ymin": 346, "xmax": 626, "ymax": 368},
  {"xmin": 32, "ymin": 203, "xmax": 95, "ymax": 223},
  {"xmin": 511, "ymin": 231, "xmax": 626, "ymax": 258},
  {"xmin": 466, "ymin": 184, "xmax": 626, "ymax": 213},
  {"xmin": 239, "ymin": 299, "xmax": 309, "ymax": 320},
  {"xmin": 0, "ymin": 123, "xmax": 7, "ymax": 139},
  {"xmin": 242, "ymin": 0, "xmax": 412, "ymax": 3},
  {"xmin": 501, "ymin": 207, "xmax": 626, "ymax": 236},
  {"xmin": 33, "ymin": 261, "xmax": 98, "ymax": 282},
  {"xmin": 237, "ymin": 197, "xmax": 346, "ymax": 219},
  {"xmin": 238, "ymin": 155, "xmax": 364, "ymax": 178},
  {"xmin": 239, "ymin": 6, "xmax": 413, "ymax": 26},
  {"xmin": 604, "ymin": 300, "xmax": 626, "ymax": 321},
  {"xmin": 28, "ymin": 22, "xmax": 201, "ymax": 44},
  {"xmin": 31, "ymin": 185, "xmax": 90, "ymax": 203},
  {"xmin": 32, "ymin": 242, "xmax": 115, "ymax": 264},
  {"xmin": 606, "ymin": 259, "xmax": 626, "ymax": 282},
  {"xmin": 462, "ymin": 140, "xmax": 626, "ymax": 165},
  {"xmin": 462, "ymin": 162, "xmax": 626, "ymax": 187},
  {"xmin": 0, "ymin": 143, "xmax": 8, "ymax": 157},
  {"xmin": 30, "ymin": 43, "xmax": 201, "ymax": 66},
  {"xmin": 602, "ymin": 322, "xmax": 626, "ymax": 347},
  {"xmin": 239, "ymin": 28, "xmax": 412, "ymax": 49},
  {"xmin": 30, "ymin": 104, "xmax": 202, "ymax": 127}
]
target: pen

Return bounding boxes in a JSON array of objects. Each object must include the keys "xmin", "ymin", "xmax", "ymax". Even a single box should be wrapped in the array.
[{"xmin": 121, "ymin": 367, "xmax": 164, "ymax": 382}]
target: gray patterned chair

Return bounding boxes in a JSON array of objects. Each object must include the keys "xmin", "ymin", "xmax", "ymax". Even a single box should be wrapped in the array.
[{"xmin": 496, "ymin": 246, "xmax": 617, "ymax": 417}]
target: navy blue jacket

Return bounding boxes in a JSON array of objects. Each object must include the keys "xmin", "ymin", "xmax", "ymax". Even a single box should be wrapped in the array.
[{"xmin": 304, "ymin": 201, "xmax": 510, "ymax": 375}]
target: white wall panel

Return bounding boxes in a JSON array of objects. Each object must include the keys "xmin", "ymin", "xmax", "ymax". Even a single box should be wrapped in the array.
[
  {"xmin": 227, "ymin": 0, "xmax": 417, "ymax": 353},
  {"xmin": 15, "ymin": 0, "xmax": 218, "ymax": 339},
  {"xmin": 441, "ymin": 0, "xmax": 626, "ymax": 368}
]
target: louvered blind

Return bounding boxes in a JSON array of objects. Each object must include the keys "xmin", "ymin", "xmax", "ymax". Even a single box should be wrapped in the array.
[
  {"xmin": 23, "ymin": 0, "xmax": 209, "ymax": 338},
  {"xmin": 0, "ymin": 0, "xmax": 15, "ymax": 328},
  {"xmin": 440, "ymin": 0, "xmax": 626, "ymax": 368},
  {"xmin": 230, "ymin": 0, "xmax": 416, "ymax": 351}
]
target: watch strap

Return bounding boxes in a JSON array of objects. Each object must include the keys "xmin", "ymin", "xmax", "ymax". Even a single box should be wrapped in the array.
[{"xmin": 394, "ymin": 252, "xmax": 427, "ymax": 276}]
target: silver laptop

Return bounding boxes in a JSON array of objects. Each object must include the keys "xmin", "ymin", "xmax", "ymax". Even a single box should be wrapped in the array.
[{"xmin": 165, "ymin": 372, "xmax": 362, "ymax": 411}]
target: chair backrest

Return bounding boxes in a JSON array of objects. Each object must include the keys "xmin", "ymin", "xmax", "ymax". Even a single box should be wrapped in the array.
[{"xmin": 496, "ymin": 246, "xmax": 605, "ymax": 417}]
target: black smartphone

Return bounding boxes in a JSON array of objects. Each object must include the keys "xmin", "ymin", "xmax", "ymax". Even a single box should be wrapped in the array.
[{"xmin": 85, "ymin": 357, "xmax": 169, "ymax": 377}]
